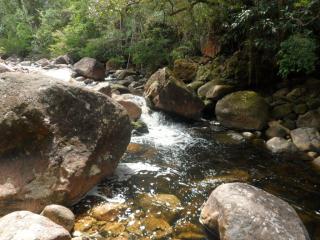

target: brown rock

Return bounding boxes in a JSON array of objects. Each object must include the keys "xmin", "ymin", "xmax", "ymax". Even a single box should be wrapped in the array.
[
  {"xmin": 74, "ymin": 57, "xmax": 105, "ymax": 80},
  {"xmin": 144, "ymin": 68, "xmax": 204, "ymax": 120},
  {"xmin": 0, "ymin": 72, "xmax": 131, "ymax": 216}
]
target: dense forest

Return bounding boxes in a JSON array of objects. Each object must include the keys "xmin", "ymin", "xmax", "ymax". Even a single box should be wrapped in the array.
[{"xmin": 0, "ymin": 0, "xmax": 319, "ymax": 85}]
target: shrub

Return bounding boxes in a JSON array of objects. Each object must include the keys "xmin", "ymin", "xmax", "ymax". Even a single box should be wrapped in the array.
[{"xmin": 277, "ymin": 34, "xmax": 318, "ymax": 78}]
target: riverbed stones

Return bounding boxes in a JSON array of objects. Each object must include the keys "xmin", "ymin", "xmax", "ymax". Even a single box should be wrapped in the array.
[
  {"xmin": 266, "ymin": 137, "xmax": 297, "ymax": 153},
  {"xmin": 41, "ymin": 205, "xmax": 75, "ymax": 232},
  {"xmin": 290, "ymin": 128, "xmax": 320, "ymax": 152},
  {"xmin": 144, "ymin": 67, "xmax": 204, "ymax": 120},
  {"xmin": 265, "ymin": 121, "xmax": 290, "ymax": 139},
  {"xmin": 136, "ymin": 193, "xmax": 182, "ymax": 223},
  {"xmin": 297, "ymin": 110, "xmax": 320, "ymax": 130},
  {"xmin": 74, "ymin": 57, "xmax": 106, "ymax": 80},
  {"xmin": 54, "ymin": 54, "xmax": 73, "ymax": 65},
  {"xmin": 200, "ymin": 183, "xmax": 310, "ymax": 240},
  {"xmin": 0, "ymin": 72, "xmax": 131, "ymax": 216},
  {"xmin": 215, "ymin": 91, "xmax": 269, "ymax": 130},
  {"xmin": 90, "ymin": 203, "xmax": 127, "ymax": 222},
  {"xmin": 0, "ymin": 211, "xmax": 71, "ymax": 240}
]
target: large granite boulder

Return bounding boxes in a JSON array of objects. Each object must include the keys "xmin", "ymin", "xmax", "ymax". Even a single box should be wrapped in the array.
[
  {"xmin": 73, "ymin": 57, "xmax": 105, "ymax": 80},
  {"xmin": 0, "ymin": 72, "xmax": 131, "ymax": 216},
  {"xmin": 215, "ymin": 91, "xmax": 269, "ymax": 130},
  {"xmin": 144, "ymin": 68, "xmax": 204, "ymax": 120},
  {"xmin": 0, "ymin": 211, "xmax": 71, "ymax": 240},
  {"xmin": 200, "ymin": 183, "xmax": 310, "ymax": 240}
]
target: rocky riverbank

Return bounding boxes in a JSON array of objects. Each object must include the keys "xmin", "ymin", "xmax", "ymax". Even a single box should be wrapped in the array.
[{"xmin": 0, "ymin": 55, "xmax": 319, "ymax": 239}]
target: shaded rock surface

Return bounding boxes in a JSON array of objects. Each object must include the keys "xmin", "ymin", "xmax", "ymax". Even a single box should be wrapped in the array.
[
  {"xmin": 173, "ymin": 59, "xmax": 198, "ymax": 83},
  {"xmin": 73, "ymin": 57, "xmax": 105, "ymax": 80},
  {"xmin": 0, "ymin": 211, "xmax": 71, "ymax": 240},
  {"xmin": 144, "ymin": 67, "xmax": 204, "ymax": 120},
  {"xmin": 0, "ymin": 72, "xmax": 131, "ymax": 216},
  {"xmin": 215, "ymin": 91, "xmax": 269, "ymax": 130},
  {"xmin": 266, "ymin": 137, "xmax": 297, "ymax": 153},
  {"xmin": 290, "ymin": 128, "xmax": 320, "ymax": 152},
  {"xmin": 200, "ymin": 183, "xmax": 310, "ymax": 240}
]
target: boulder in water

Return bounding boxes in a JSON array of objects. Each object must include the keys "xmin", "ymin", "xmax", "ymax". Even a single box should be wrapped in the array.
[
  {"xmin": 73, "ymin": 57, "xmax": 105, "ymax": 80},
  {"xmin": 215, "ymin": 91, "xmax": 269, "ymax": 130},
  {"xmin": 200, "ymin": 183, "xmax": 310, "ymax": 240},
  {"xmin": 0, "ymin": 211, "xmax": 71, "ymax": 240},
  {"xmin": 144, "ymin": 67, "xmax": 204, "ymax": 120},
  {"xmin": 112, "ymin": 94, "xmax": 142, "ymax": 121},
  {"xmin": 0, "ymin": 72, "xmax": 131, "ymax": 216}
]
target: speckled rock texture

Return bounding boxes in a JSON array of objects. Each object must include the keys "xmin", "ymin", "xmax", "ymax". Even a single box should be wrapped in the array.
[
  {"xmin": 200, "ymin": 183, "xmax": 310, "ymax": 240},
  {"xmin": 0, "ymin": 72, "xmax": 131, "ymax": 216},
  {"xmin": 0, "ymin": 211, "xmax": 71, "ymax": 240}
]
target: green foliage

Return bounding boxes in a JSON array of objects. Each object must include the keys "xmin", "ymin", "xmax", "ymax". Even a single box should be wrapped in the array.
[{"xmin": 278, "ymin": 34, "xmax": 318, "ymax": 78}]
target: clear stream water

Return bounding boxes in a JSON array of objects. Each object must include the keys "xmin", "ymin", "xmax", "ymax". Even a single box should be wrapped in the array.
[
  {"xmin": 74, "ymin": 97, "xmax": 320, "ymax": 239},
  {"xmin": 26, "ymin": 66, "xmax": 320, "ymax": 239}
]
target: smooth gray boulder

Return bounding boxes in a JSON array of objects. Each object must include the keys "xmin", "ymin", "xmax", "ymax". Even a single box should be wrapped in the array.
[
  {"xmin": 290, "ymin": 127, "xmax": 320, "ymax": 152},
  {"xmin": 200, "ymin": 183, "xmax": 309, "ymax": 240},
  {"xmin": 41, "ymin": 205, "xmax": 75, "ymax": 232}
]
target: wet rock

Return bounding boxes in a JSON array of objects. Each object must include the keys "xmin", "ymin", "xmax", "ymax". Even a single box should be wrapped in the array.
[
  {"xmin": 174, "ymin": 222, "xmax": 206, "ymax": 240},
  {"xmin": 110, "ymin": 83, "xmax": 131, "ymax": 94},
  {"xmin": 75, "ymin": 76, "xmax": 86, "ymax": 82},
  {"xmin": 114, "ymin": 69, "xmax": 137, "ymax": 80},
  {"xmin": 200, "ymin": 169, "xmax": 250, "ymax": 185},
  {"xmin": 132, "ymin": 120, "xmax": 149, "ymax": 136},
  {"xmin": 41, "ymin": 205, "xmax": 75, "ymax": 232},
  {"xmin": 90, "ymin": 203, "xmax": 127, "ymax": 222},
  {"xmin": 297, "ymin": 110, "xmax": 320, "ymax": 130},
  {"xmin": 142, "ymin": 215, "xmax": 173, "ymax": 239},
  {"xmin": 200, "ymin": 183, "xmax": 310, "ymax": 240},
  {"xmin": 0, "ymin": 211, "xmax": 71, "ymax": 240},
  {"xmin": 144, "ymin": 68, "xmax": 204, "ymax": 120},
  {"xmin": 290, "ymin": 128, "xmax": 320, "ymax": 152},
  {"xmin": 74, "ymin": 57, "xmax": 105, "ymax": 81},
  {"xmin": 74, "ymin": 216, "xmax": 97, "ymax": 232},
  {"xmin": 100, "ymin": 222, "xmax": 126, "ymax": 237},
  {"xmin": 54, "ymin": 54, "xmax": 73, "ymax": 65},
  {"xmin": 90, "ymin": 82, "xmax": 112, "ymax": 96},
  {"xmin": 215, "ymin": 91, "xmax": 269, "ymax": 130},
  {"xmin": 0, "ymin": 63, "xmax": 13, "ymax": 73},
  {"xmin": 197, "ymin": 79, "xmax": 224, "ymax": 99},
  {"xmin": 112, "ymin": 94, "xmax": 142, "ymax": 121},
  {"xmin": 136, "ymin": 193, "xmax": 182, "ymax": 223},
  {"xmin": 0, "ymin": 72, "xmax": 131, "ymax": 216},
  {"xmin": 265, "ymin": 121, "xmax": 290, "ymax": 139},
  {"xmin": 173, "ymin": 59, "xmax": 198, "ymax": 83},
  {"xmin": 266, "ymin": 137, "xmax": 297, "ymax": 153},
  {"xmin": 213, "ymin": 132, "xmax": 245, "ymax": 145}
]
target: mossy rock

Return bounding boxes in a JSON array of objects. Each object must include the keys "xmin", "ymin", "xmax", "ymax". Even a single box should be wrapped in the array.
[
  {"xmin": 195, "ymin": 65, "xmax": 213, "ymax": 83},
  {"xmin": 271, "ymin": 103, "xmax": 293, "ymax": 119},
  {"xmin": 197, "ymin": 79, "xmax": 226, "ymax": 99},
  {"xmin": 187, "ymin": 81, "xmax": 204, "ymax": 91},
  {"xmin": 215, "ymin": 91, "xmax": 269, "ymax": 130},
  {"xmin": 173, "ymin": 59, "xmax": 198, "ymax": 83},
  {"xmin": 132, "ymin": 120, "xmax": 149, "ymax": 136}
]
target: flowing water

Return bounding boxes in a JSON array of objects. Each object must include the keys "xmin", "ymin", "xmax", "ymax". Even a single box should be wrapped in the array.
[
  {"xmin": 21, "ymin": 66, "xmax": 320, "ymax": 239},
  {"xmin": 73, "ymin": 96, "xmax": 320, "ymax": 240}
]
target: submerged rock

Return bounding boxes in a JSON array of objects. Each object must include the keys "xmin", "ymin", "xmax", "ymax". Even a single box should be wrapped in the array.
[
  {"xmin": 90, "ymin": 203, "xmax": 127, "ymax": 222},
  {"xmin": 41, "ymin": 205, "xmax": 75, "ymax": 232},
  {"xmin": 200, "ymin": 183, "xmax": 310, "ymax": 240},
  {"xmin": 0, "ymin": 72, "xmax": 131, "ymax": 216},
  {"xmin": 215, "ymin": 91, "xmax": 269, "ymax": 130},
  {"xmin": 0, "ymin": 211, "xmax": 71, "ymax": 240},
  {"xmin": 136, "ymin": 193, "xmax": 182, "ymax": 223},
  {"xmin": 144, "ymin": 68, "xmax": 204, "ymax": 120},
  {"xmin": 74, "ymin": 57, "xmax": 105, "ymax": 80}
]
